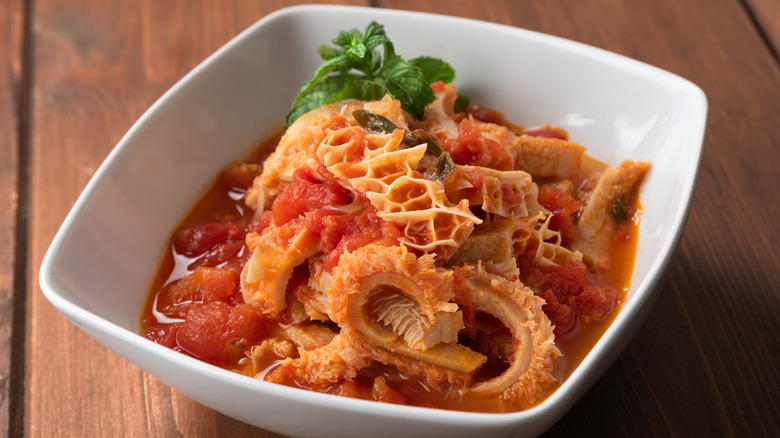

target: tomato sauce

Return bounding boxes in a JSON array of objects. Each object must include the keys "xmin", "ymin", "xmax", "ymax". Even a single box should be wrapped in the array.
[{"xmin": 140, "ymin": 120, "xmax": 641, "ymax": 412}]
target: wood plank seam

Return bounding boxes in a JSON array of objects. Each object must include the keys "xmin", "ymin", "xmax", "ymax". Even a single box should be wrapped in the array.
[
  {"xmin": 9, "ymin": 0, "xmax": 34, "ymax": 437},
  {"xmin": 738, "ymin": 0, "xmax": 780, "ymax": 65}
]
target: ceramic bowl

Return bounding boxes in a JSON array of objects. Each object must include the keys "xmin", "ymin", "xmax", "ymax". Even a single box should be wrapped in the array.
[{"xmin": 39, "ymin": 5, "xmax": 707, "ymax": 437}]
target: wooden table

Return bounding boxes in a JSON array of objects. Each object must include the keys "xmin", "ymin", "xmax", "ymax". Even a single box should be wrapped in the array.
[{"xmin": 2, "ymin": 0, "xmax": 779, "ymax": 436}]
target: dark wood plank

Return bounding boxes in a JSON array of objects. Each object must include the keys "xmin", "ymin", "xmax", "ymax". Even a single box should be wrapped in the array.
[
  {"xmin": 0, "ymin": 2, "xmax": 26, "ymax": 437},
  {"xmin": 745, "ymin": 0, "xmax": 780, "ymax": 58},
  {"xmin": 24, "ymin": 1, "xmax": 363, "ymax": 437},
  {"xmin": 378, "ymin": 0, "xmax": 780, "ymax": 436}
]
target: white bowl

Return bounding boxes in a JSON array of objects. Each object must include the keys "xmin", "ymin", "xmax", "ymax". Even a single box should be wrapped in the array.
[{"xmin": 39, "ymin": 5, "xmax": 706, "ymax": 438}]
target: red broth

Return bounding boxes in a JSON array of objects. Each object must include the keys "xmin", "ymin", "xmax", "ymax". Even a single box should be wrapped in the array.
[{"xmin": 141, "ymin": 116, "xmax": 641, "ymax": 413}]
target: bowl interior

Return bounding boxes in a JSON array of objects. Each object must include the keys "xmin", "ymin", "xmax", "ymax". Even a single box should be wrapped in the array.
[{"xmin": 40, "ymin": 5, "xmax": 706, "ymax": 437}]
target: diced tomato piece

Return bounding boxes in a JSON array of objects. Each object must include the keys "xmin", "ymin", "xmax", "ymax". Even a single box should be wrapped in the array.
[
  {"xmin": 501, "ymin": 184, "xmax": 525, "ymax": 206},
  {"xmin": 321, "ymin": 207, "xmax": 402, "ymax": 270},
  {"xmin": 156, "ymin": 267, "xmax": 236, "ymax": 319},
  {"xmin": 372, "ymin": 376, "xmax": 407, "ymax": 405},
  {"xmin": 539, "ymin": 289, "xmax": 574, "ymax": 335},
  {"xmin": 576, "ymin": 285, "xmax": 617, "ymax": 323},
  {"xmin": 430, "ymin": 80, "xmax": 446, "ymax": 93},
  {"xmin": 271, "ymin": 176, "xmax": 352, "ymax": 225},
  {"xmin": 307, "ymin": 211, "xmax": 350, "ymax": 252},
  {"xmin": 220, "ymin": 163, "xmax": 261, "ymax": 191},
  {"xmin": 247, "ymin": 210, "xmax": 273, "ymax": 234},
  {"xmin": 176, "ymin": 301, "xmax": 267, "ymax": 364},
  {"xmin": 173, "ymin": 222, "xmax": 244, "ymax": 257},
  {"xmin": 189, "ymin": 240, "xmax": 247, "ymax": 272},
  {"xmin": 463, "ymin": 105, "xmax": 506, "ymax": 125},
  {"xmin": 443, "ymin": 119, "xmax": 492, "ymax": 168},
  {"xmin": 442, "ymin": 119, "xmax": 513, "ymax": 170},
  {"xmin": 519, "ymin": 255, "xmax": 617, "ymax": 331},
  {"xmin": 556, "ymin": 259, "xmax": 588, "ymax": 296},
  {"xmin": 143, "ymin": 321, "xmax": 181, "ymax": 349},
  {"xmin": 173, "ymin": 266, "xmax": 235, "ymax": 302},
  {"xmin": 538, "ymin": 185, "xmax": 583, "ymax": 243}
]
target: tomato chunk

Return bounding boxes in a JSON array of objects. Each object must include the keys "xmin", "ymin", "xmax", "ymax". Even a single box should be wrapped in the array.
[
  {"xmin": 463, "ymin": 105, "xmax": 506, "ymax": 125},
  {"xmin": 372, "ymin": 376, "xmax": 407, "ymax": 405},
  {"xmin": 156, "ymin": 267, "xmax": 236, "ymax": 319},
  {"xmin": 271, "ymin": 171, "xmax": 352, "ymax": 225},
  {"xmin": 321, "ymin": 206, "xmax": 402, "ymax": 270},
  {"xmin": 143, "ymin": 321, "xmax": 180, "ymax": 349},
  {"xmin": 173, "ymin": 222, "xmax": 244, "ymax": 257},
  {"xmin": 442, "ymin": 119, "xmax": 513, "ymax": 170},
  {"xmin": 538, "ymin": 185, "xmax": 582, "ymax": 243},
  {"xmin": 519, "ymin": 255, "xmax": 617, "ymax": 334},
  {"xmin": 176, "ymin": 301, "xmax": 267, "ymax": 364}
]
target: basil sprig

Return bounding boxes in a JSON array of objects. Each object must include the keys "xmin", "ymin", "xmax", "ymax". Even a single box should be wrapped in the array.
[{"xmin": 285, "ymin": 21, "xmax": 456, "ymax": 129}]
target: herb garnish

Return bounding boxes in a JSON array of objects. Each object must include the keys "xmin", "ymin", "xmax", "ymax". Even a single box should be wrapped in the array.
[
  {"xmin": 352, "ymin": 109, "xmax": 455, "ymax": 180},
  {"xmin": 285, "ymin": 21, "xmax": 457, "ymax": 129},
  {"xmin": 612, "ymin": 195, "xmax": 627, "ymax": 222}
]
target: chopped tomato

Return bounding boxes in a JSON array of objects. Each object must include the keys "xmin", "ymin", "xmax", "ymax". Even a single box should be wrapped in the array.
[
  {"xmin": 442, "ymin": 119, "xmax": 513, "ymax": 170},
  {"xmin": 173, "ymin": 222, "xmax": 244, "ymax": 257},
  {"xmin": 519, "ymin": 256, "xmax": 618, "ymax": 334},
  {"xmin": 538, "ymin": 185, "xmax": 582, "ymax": 243},
  {"xmin": 443, "ymin": 119, "xmax": 491, "ymax": 167},
  {"xmin": 430, "ymin": 80, "xmax": 446, "ymax": 93},
  {"xmin": 247, "ymin": 210, "xmax": 273, "ymax": 234},
  {"xmin": 321, "ymin": 206, "xmax": 402, "ymax": 270},
  {"xmin": 306, "ymin": 210, "xmax": 352, "ymax": 252},
  {"xmin": 462, "ymin": 105, "xmax": 506, "ymax": 125},
  {"xmin": 576, "ymin": 285, "xmax": 617, "ymax": 323},
  {"xmin": 143, "ymin": 321, "xmax": 180, "ymax": 349},
  {"xmin": 501, "ymin": 184, "xmax": 525, "ymax": 207},
  {"xmin": 189, "ymin": 240, "xmax": 248, "ymax": 275},
  {"xmin": 372, "ymin": 376, "xmax": 407, "ymax": 405},
  {"xmin": 271, "ymin": 171, "xmax": 352, "ymax": 225},
  {"xmin": 156, "ymin": 267, "xmax": 236, "ymax": 319},
  {"xmin": 176, "ymin": 301, "xmax": 267, "ymax": 364},
  {"xmin": 220, "ymin": 163, "xmax": 261, "ymax": 191},
  {"xmin": 539, "ymin": 289, "xmax": 574, "ymax": 334}
]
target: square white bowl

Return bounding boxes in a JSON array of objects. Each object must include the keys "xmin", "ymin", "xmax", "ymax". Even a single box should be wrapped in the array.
[{"xmin": 39, "ymin": 5, "xmax": 706, "ymax": 438}]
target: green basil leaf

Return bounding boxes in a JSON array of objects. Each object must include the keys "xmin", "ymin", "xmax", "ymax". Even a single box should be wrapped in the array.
[
  {"xmin": 454, "ymin": 93, "xmax": 471, "ymax": 112},
  {"xmin": 286, "ymin": 75, "xmax": 372, "ymax": 128},
  {"xmin": 289, "ymin": 52, "xmax": 359, "ymax": 110},
  {"xmin": 333, "ymin": 29, "xmax": 362, "ymax": 50},
  {"xmin": 612, "ymin": 195, "xmax": 627, "ymax": 222},
  {"xmin": 317, "ymin": 44, "xmax": 340, "ymax": 61},
  {"xmin": 404, "ymin": 129, "xmax": 444, "ymax": 156},
  {"xmin": 376, "ymin": 54, "xmax": 436, "ymax": 120},
  {"xmin": 410, "ymin": 57, "xmax": 455, "ymax": 84},
  {"xmin": 362, "ymin": 21, "xmax": 391, "ymax": 51},
  {"xmin": 352, "ymin": 110, "xmax": 401, "ymax": 134},
  {"xmin": 286, "ymin": 21, "xmax": 457, "ymax": 128},
  {"xmin": 433, "ymin": 152, "xmax": 456, "ymax": 180}
]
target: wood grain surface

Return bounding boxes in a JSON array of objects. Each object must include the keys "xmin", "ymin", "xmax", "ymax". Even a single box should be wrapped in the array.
[
  {"xmin": 1, "ymin": 1, "xmax": 25, "ymax": 437},
  {"xmin": 2, "ymin": 0, "xmax": 778, "ymax": 437}
]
